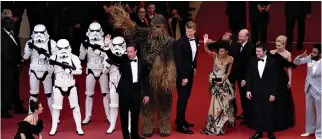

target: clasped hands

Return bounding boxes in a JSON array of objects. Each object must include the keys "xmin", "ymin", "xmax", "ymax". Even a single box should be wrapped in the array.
[{"xmin": 246, "ymin": 91, "xmax": 275, "ymax": 102}]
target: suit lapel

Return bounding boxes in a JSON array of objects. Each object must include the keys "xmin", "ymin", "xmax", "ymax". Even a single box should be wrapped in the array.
[
  {"xmin": 137, "ymin": 58, "xmax": 141, "ymax": 80},
  {"xmin": 255, "ymin": 60, "xmax": 260, "ymax": 78},
  {"xmin": 3, "ymin": 29, "xmax": 18, "ymax": 46},
  {"xmin": 262, "ymin": 56, "xmax": 271, "ymax": 78}
]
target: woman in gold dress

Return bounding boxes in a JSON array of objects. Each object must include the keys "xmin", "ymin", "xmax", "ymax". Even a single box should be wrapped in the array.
[{"xmin": 200, "ymin": 34, "xmax": 235, "ymax": 135}]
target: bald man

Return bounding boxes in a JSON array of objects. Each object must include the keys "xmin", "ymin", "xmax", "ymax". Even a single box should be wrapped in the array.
[{"xmin": 229, "ymin": 29, "xmax": 255, "ymax": 122}]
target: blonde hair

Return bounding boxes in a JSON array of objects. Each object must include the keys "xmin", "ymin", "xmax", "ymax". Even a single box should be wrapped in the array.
[
  {"xmin": 276, "ymin": 35, "xmax": 287, "ymax": 45},
  {"xmin": 185, "ymin": 21, "xmax": 197, "ymax": 29}
]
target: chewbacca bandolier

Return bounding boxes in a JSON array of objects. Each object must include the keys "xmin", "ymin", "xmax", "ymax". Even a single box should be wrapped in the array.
[{"xmin": 110, "ymin": 5, "xmax": 176, "ymax": 137}]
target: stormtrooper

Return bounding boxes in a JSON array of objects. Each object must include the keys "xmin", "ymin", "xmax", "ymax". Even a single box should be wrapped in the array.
[
  {"xmin": 48, "ymin": 39, "xmax": 84, "ymax": 136},
  {"xmin": 23, "ymin": 24, "xmax": 57, "ymax": 115},
  {"xmin": 79, "ymin": 22, "xmax": 111, "ymax": 125},
  {"xmin": 100, "ymin": 35, "xmax": 130, "ymax": 134}
]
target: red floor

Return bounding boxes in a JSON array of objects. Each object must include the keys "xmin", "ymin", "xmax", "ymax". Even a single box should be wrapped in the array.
[{"xmin": 1, "ymin": 2, "xmax": 320, "ymax": 139}]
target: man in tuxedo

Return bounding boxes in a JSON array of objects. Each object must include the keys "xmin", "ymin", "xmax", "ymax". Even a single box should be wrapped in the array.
[
  {"xmin": 294, "ymin": 44, "xmax": 321, "ymax": 139},
  {"xmin": 174, "ymin": 21, "xmax": 199, "ymax": 134},
  {"xmin": 104, "ymin": 44, "xmax": 150, "ymax": 139},
  {"xmin": 1, "ymin": 17, "xmax": 28, "ymax": 118},
  {"xmin": 285, "ymin": 1, "xmax": 311, "ymax": 51},
  {"xmin": 246, "ymin": 44, "xmax": 278, "ymax": 139},
  {"xmin": 229, "ymin": 29, "xmax": 254, "ymax": 121}
]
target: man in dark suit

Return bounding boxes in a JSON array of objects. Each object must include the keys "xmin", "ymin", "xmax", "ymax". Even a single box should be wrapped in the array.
[
  {"xmin": 1, "ymin": 1, "xmax": 25, "ymax": 38},
  {"xmin": 174, "ymin": 21, "xmax": 199, "ymax": 134},
  {"xmin": 1, "ymin": 17, "xmax": 28, "ymax": 118},
  {"xmin": 250, "ymin": 1, "xmax": 271, "ymax": 45},
  {"xmin": 285, "ymin": 1, "xmax": 311, "ymax": 51},
  {"xmin": 229, "ymin": 29, "xmax": 254, "ymax": 121},
  {"xmin": 246, "ymin": 43, "xmax": 278, "ymax": 139},
  {"xmin": 104, "ymin": 44, "xmax": 150, "ymax": 139}
]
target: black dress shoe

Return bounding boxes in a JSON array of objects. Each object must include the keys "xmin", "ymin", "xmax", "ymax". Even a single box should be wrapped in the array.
[
  {"xmin": 236, "ymin": 114, "xmax": 244, "ymax": 119},
  {"xmin": 1, "ymin": 112, "xmax": 13, "ymax": 119},
  {"xmin": 177, "ymin": 125, "xmax": 194, "ymax": 134},
  {"xmin": 184, "ymin": 122, "xmax": 194, "ymax": 127},
  {"xmin": 268, "ymin": 135, "xmax": 276, "ymax": 139},
  {"xmin": 249, "ymin": 132, "xmax": 263, "ymax": 139}
]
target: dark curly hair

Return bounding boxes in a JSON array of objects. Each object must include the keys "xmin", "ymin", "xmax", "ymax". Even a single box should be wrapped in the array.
[
  {"xmin": 29, "ymin": 100, "xmax": 40, "ymax": 113},
  {"xmin": 314, "ymin": 43, "xmax": 321, "ymax": 54}
]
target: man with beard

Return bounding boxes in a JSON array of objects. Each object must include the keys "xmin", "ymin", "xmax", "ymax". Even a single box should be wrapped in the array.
[
  {"xmin": 294, "ymin": 44, "xmax": 321, "ymax": 139},
  {"xmin": 109, "ymin": 6, "xmax": 177, "ymax": 137}
]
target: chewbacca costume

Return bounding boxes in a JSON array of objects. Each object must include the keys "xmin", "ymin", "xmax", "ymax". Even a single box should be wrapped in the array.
[{"xmin": 110, "ymin": 5, "xmax": 176, "ymax": 137}]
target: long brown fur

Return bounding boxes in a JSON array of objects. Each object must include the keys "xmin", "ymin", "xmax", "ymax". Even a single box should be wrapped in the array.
[
  {"xmin": 150, "ymin": 56, "xmax": 176, "ymax": 93},
  {"xmin": 110, "ymin": 5, "xmax": 136, "ymax": 35}
]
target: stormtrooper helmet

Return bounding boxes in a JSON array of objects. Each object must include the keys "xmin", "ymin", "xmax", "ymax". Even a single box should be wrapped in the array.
[
  {"xmin": 56, "ymin": 39, "xmax": 72, "ymax": 59},
  {"xmin": 31, "ymin": 24, "xmax": 49, "ymax": 43},
  {"xmin": 109, "ymin": 36, "xmax": 126, "ymax": 56},
  {"xmin": 86, "ymin": 22, "xmax": 104, "ymax": 41}
]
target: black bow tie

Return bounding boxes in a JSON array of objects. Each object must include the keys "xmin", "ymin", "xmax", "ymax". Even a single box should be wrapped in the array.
[
  {"xmin": 130, "ymin": 59, "xmax": 137, "ymax": 62},
  {"xmin": 258, "ymin": 58, "xmax": 264, "ymax": 62},
  {"xmin": 189, "ymin": 38, "xmax": 195, "ymax": 41}
]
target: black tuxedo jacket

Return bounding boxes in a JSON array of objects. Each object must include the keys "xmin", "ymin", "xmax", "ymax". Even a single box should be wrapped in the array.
[
  {"xmin": 105, "ymin": 50, "xmax": 150, "ymax": 97},
  {"xmin": 246, "ymin": 55, "xmax": 278, "ymax": 98},
  {"xmin": 229, "ymin": 41, "xmax": 254, "ymax": 81},
  {"xmin": 1, "ymin": 28, "xmax": 21, "ymax": 68},
  {"xmin": 174, "ymin": 35, "xmax": 199, "ymax": 80}
]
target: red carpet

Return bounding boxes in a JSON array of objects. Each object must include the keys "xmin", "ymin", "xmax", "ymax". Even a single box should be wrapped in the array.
[{"xmin": 1, "ymin": 2, "xmax": 320, "ymax": 139}]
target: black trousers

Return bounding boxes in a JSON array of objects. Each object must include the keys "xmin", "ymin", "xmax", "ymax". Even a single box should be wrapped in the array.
[
  {"xmin": 286, "ymin": 14, "xmax": 306, "ymax": 49},
  {"xmin": 175, "ymin": 71, "xmax": 194, "ymax": 126},
  {"xmin": 237, "ymin": 79, "xmax": 248, "ymax": 115},
  {"xmin": 119, "ymin": 83, "xmax": 141, "ymax": 139},
  {"xmin": 251, "ymin": 21, "xmax": 268, "ymax": 44},
  {"xmin": 228, "ymin": 76, "xmax": 238, "ymax": 116},
  {"xmin": 1, "ymin": 66, "xmax": 22, "ymax": 112}
]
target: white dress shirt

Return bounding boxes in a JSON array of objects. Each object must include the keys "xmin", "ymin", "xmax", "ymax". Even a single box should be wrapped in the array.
[
  {"xmin": 258, "ymin": 55, "xmax": 267, "ymax": 78},
  {"xmin": 4, "ymin": 28, "xmax": 18, "ymax": 46},
  {"xmin": 312, "ymin": 59, "xmax": 321, "ymax": 75},
  {"xmin": 130, "ymin": 56, "xmax": 138, "ymax": 83},
  {"xmin": 189, "ymin": 38, "xmax": 197, "ymax": 61},
  {"xmin": 240, "ymin": 41, "xmax": 247, "ymax": 52}
]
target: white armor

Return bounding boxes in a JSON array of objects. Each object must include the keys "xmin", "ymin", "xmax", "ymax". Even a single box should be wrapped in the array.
[
  {"xmin": 23, "ymin": 24, "xmax": 57, "ymax": 115},
  {"xmin": 49, "ymin": 39, "xmax": 84, "ymax": 136},
  {"xmin": 101, "ymin": 36, "xmax": 130, "ymax": 134},
  {"xmin": 79, "ymin": 22, "xmax": 111, "ymax": 126}
]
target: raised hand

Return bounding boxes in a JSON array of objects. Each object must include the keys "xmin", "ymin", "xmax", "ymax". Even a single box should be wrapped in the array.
[
  {"xmin": 105, "ymin": 34, "xmax": 112, "ymax": 46},
  {"xmin": 299, "ymin": 50, "xmax": 308, "ymax": 58},
  {"xmin": 203, "ymin": 34, "xmax": 209, "ymax": 44}
]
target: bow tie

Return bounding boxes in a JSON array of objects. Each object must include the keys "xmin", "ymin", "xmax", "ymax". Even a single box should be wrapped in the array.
[
  {"xmin": 189, "ymin": 38, "xmax": 195, "ymax": 41},
  {"xmin": 130, "ymin": 59, "xmax": 137, "ymax": 62},
  {"xmin": 258, "ymin": 58, "xmax": 264, "ymax": 62}
]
